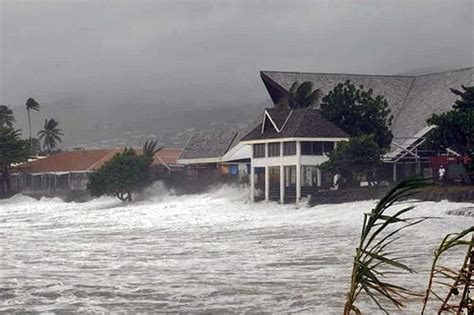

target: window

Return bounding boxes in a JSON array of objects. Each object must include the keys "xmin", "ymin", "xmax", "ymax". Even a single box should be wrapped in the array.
[
  {"xmin": 312, "ymin": 142, "xmax": 323, "ymax": 155},
  {"xmin": 253, "ymin": 144, "xmax": 265, "ymax": 158},
  {"xmin": 283, "ymin": 142, "xmax": 296, "ymax": 156},
  {"xmin": 268, "ymin": 143, "xmax": 280, "ymax": 157},
  {"xmin": 323, "ymin": 142, "xmax": 335, "ymax": 154},
  {"xmin": 301, "ymin": 141, "xmax": 312, "ymax": 155}
]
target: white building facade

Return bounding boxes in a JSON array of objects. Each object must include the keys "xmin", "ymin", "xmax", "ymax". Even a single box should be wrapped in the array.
[{"xmin": 240, "ymin": 108, "xmax": 349, "ymax": 203}]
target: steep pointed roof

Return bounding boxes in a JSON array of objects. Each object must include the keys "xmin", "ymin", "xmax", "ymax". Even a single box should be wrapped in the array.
[
  {"xmin": 241, "ymin": 108, "xmax": 348, "ymax": 142},
  {"xmin": 260, "ymin": 67, "xmax": 473, "ymax": 142}
]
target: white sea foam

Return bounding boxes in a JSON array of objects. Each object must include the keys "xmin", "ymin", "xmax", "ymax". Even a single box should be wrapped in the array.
[{"xmin": 0, "ymin": 184, "xmax": 472, "ymax": 313}]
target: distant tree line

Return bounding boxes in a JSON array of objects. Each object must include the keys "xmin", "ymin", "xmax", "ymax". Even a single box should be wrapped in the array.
[{"xmin": 0, "ymin": 98, "xmax": 64, "ymax": 198}]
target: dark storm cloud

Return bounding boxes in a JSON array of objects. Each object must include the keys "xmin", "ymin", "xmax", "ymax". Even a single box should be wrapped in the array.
[{"xmin": 1, "ymin": 0, "xmax": 473, "ymax": 114}]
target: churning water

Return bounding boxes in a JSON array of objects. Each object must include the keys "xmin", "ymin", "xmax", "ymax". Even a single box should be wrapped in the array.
[{"xmin": 1, "ymin": 183, "xmax": 473, "ymax": 314}]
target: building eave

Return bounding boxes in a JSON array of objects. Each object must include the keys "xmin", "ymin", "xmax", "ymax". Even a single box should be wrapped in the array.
[{"xmin": 241, "ymin": 137, "xmax": 349, "ymax": 145}]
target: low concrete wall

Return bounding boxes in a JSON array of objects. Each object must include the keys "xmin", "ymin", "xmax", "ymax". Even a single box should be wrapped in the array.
[{"xmin": 309, "ymin": 186, "xmax": 474, "ymax": 205}]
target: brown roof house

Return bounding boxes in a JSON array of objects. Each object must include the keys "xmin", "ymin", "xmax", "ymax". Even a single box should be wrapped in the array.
[{"xmin": 12, "ymin": 148, "xmax": 182, "ymax": 195}]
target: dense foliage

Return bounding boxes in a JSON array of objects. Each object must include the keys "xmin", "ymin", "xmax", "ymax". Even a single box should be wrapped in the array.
[
  {"xmin": 285, "ymin": 81, "xmax": 322, "ymax": 109},
  {"xmin": 320, "ymin": 134, "xmax": 382, "ymax": 188},
  {"xmin": 0, "ymin": 127, "xmax": 31, "ymax": 198},
  {"xmin": 427, "ymin": 85, "xmax": 473, "ymax": 156},
  {"xmin": 321, "ymin": 80, "xmax": 393, "ymax": 150},
  {"xmin": 87, "ymin": 148, "xmax": 153, "ymax": 201},
  {"xmin": 0, "ymin": 105, "xmax": 15, "ymax": 128}
]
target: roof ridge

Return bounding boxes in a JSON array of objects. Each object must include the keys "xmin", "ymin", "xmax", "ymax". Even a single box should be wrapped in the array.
[
  {"xmin": 87, "ymin": 148, "xmax": 120, "ymax": 171},
  {"xmin": 261, "ymin": 67, "xmax": 474, "ymax": 79},
  {"xmin": 411, "ymin": 66, "xmax": 473, "ymax": 77},
  {"xmin": 261, "ymin": 70, "xmax": 415, "ymax": 79}
]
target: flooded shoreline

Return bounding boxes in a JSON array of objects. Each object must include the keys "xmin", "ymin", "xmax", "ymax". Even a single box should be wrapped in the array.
[{"xmin": 1, "ymin": 185, "xmax": 473, "ymax": 313}]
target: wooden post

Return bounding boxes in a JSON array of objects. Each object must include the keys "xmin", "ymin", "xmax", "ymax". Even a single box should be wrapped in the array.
[
  {"xmin": 250, "ymin": 162, "xmax": 255, "ymax": 202},
  {"xmin": 317, "ymin": 168, "xmax": 322, "ymax": 187},
  {"xmin": 280, "ymin": 142, "xmax": 284, "ymax": 204},
  {"xmin": 393, "ymin": 163, "xmax": 397, "ymax": 182},
  {"xmin": 296, "ymin": 141, "xmax": 301, "ymax": 204},
  {"xmin": 264, "ymin": 143, "xmax": 269, "ymax": 201}
]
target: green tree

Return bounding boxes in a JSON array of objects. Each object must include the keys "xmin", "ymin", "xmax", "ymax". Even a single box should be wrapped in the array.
[
  {"xmin": 37, "ymin": 118, "xmax": 64, "ymax": 154},
  {"xmin": 0, "ymin": 128, "xmax": 31, "ymax": 198},
  {"xmin": 87, "ymin": 149, "xmax": 153, "ymax": 202},
  {"xmin": 25, "ymin": 98, "xmax": 40, "ymax": 151},
  {"xmin": 320, "ymin": 135, "xmax": 383, "ymax": 188},
  {"xmin": 450, "ymin": 85, "xmax": 474, "ymax": 111},
  {"xmin": 0, "ymin": 105, "xmax": 15, "ymax": 128},
  {"xmin": 321, "ymin": 80, "xmax": 393, "ymax": 150},
  {"xmin": 427, "ymin": 85, "xmax": 474, "ymax": 155},
  {"xmin": 285, "ymin": 81, "xmax": 322, "ymax": 109}
]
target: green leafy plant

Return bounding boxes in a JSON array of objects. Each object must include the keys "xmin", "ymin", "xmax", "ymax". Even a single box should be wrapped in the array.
[
  {"xmin": 321, "ymin": 80, "xmax": 393, "ymax": 150},
  {"xmin": 87, "ymin": 148, "xmax": 153, "ymax": 202},
  {"xmin": 421, "ymin": 226, "xmax": 474, "ymax": 314},
  {"xmin": 0, "ymin": 105, "xmax": 15, "ymax": 128},
  {"xmin": 0, "ymin": 127, "xmax": 31, "ymax": 198},
  {"xmin": 344, "ymin": 177, "xmax": 431, "ymax": 314},
  {"xmin": 321, "ymin": 134, "xmax": 382, "ymax": 188}
]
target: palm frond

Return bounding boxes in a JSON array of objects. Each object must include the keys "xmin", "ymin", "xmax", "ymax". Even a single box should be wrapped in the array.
[
  {"xmin": 421, "ymin": 226, "xmax": 474, "ymax": 313},
  {"xmin": 25, "ymin": 98, "xmax": 40, "ymax": 111},
  {"xmin": 344, "ymin": 177, "xmax": 432, "ymax": 314},
  {"xmin": 143, "ymin": 139, "xmax": 161, "ymax": 158}
]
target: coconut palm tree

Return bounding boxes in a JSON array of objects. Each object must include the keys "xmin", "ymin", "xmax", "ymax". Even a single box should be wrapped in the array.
[
  {"xmin": 25, "ymin": 98, "xmax": 40, "ymax": 145},
  {"xmin": 143, "ymin": 139, "xmax": 161, "ymax": 158},
  {"xmin": 37, "ymin": 118, "xmax": 63, "ymax": 154},
  {"xmin": 0, "ymin": 105, "xmax": 15, "ymax": 128},
  {"xmin": 287, "ymin": 81, "xmax": 322, "ymax": 109}
]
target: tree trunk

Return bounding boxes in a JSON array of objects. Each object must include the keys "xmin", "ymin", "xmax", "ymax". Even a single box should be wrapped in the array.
[
  {"xmin": 1, "ymin": 167, "xmax": 12, "ymax": 198},
  {"xmin": 27, "ymin": 109, "xmax": 33, "ymax": 152}
]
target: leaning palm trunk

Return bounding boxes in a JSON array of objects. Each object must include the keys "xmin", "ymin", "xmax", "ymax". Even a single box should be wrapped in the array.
[
  {"xmin": 27, "ymin": 109, "xmax": 33, "ymax": 150},
  {"xmin": 344, "ymin": 178, "xmax": 431, "ymax": 314}
]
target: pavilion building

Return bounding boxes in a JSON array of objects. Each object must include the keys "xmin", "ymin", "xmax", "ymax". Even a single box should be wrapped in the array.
[{"xmin": 240, "ymin": 107, "xmax": 349, "ymax": 203}]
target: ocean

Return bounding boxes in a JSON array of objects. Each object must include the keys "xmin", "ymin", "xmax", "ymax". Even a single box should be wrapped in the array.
[{"xmin": 1, "ymin": 183, "xmax": 472, "ymax": 313}]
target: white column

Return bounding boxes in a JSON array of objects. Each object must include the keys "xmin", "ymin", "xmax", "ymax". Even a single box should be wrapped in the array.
[
  {"xmin": 250, "ymin": 162, "xmax": 255, "ymax": 201},
  {"xmin": 264, "ymin": 143, "xmax": 269, "ymax": 201},
  {"xmin": 317, "ymin": 168, "xmax": 322, "ymax": 187},
  {"xmin": 296, "ymin": 141, "xmax": 301, "ymax": 204},
  {"xmin": 279, "ymin": 142, "xmax": 284, "ymax": 204}
]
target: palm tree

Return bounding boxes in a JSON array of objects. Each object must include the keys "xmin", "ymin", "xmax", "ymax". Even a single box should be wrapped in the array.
[
  {"xmin": 25, "ymin": 98, "xmax": 40, "ymax": 146},
  {"xmin": 0, "ymin": 105, "xmax": 15, "ymax": 128},
  {"xmin": 344, "ymin": 178, "xmax": 432, "ymax": 314},
  {"xmin": 143, "ymin": 139, "xmax": 161, "ymax": 158},
  {"xmin": 287, "ymin": 81, "xmax": 322, "ymax": 109},
  {"xmin": 37, "ymin": 118, "xmax": 63, "ymax": 154}
]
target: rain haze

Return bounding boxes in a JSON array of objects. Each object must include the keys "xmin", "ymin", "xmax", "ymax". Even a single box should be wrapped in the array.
[
  {"xmin": 1, "ymin": 1, "xmax": 474, "ymax": 314},
  {"xmin": 1, "ymin": 0, "xmax": 473, "ymax": 147}
]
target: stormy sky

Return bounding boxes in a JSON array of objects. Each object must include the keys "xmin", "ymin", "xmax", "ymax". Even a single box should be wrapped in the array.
[{"xmin": 1, "ymin": 0, "xmax": 473, "ymax": 123}]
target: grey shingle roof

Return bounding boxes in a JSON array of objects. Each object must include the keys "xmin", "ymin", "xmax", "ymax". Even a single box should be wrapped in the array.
[
  {"xmin": 261, "ymin": 67, "xmax": 473, "ymax": 141},
  {"xmin": 179, "ymin": 131, "xmax": 238, "ymax": 160},
  {"xmin": 265, "ymin": 108, "xmax": 291, "ymax": 130},
  {"xmin": 241, "ymin": 108, "xmax": 348, "ymax": 141}
]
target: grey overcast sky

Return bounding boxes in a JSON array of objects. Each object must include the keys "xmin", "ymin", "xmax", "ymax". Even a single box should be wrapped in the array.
[{"xmin": 1, "ymin": 0, "xmax": 473, "ymax": 113}]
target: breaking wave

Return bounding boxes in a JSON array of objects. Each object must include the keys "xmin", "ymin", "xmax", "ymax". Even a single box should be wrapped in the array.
[{"xmin": 0, "ymin": 184, "xmax": 473, "ymax": 313}]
